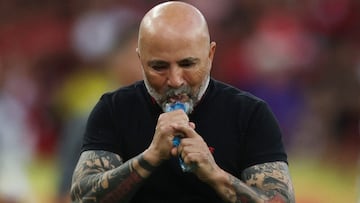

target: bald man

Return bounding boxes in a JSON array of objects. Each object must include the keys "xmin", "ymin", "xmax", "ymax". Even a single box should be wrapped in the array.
[{"xmin": 70, "ymin": 2, "xmax": 295, "ymax": 203}]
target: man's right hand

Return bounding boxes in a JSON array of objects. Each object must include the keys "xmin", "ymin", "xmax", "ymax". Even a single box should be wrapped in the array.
[{"xmin": 144, "ymin": 109, "xmax": 192, "ymax": 166}]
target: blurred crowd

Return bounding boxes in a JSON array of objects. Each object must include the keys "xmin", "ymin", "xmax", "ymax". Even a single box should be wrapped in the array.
[{"xmin": 0, "ymin": 0, "xmax": 359, "ymax": 202}]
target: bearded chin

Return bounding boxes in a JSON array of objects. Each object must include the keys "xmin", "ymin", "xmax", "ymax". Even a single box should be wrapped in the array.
[
  {"xmin": 143, "ymin": 75, "xmax": 209, "ymax": 114},
  {"xmin": 162, "ymin": 98, "xmax": 194, "ymax": 114},
  {"xmin": 160, "ymin": 86, "xmax": 195, "ymax": 114},
  {"xmin": 143, "ymin": 79, "xmax": 195, "ymax": 114}
]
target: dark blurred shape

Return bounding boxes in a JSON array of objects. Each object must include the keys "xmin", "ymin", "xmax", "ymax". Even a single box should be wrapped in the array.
[
  {"xmin": 54, "ymin": 5, "xmax": 143, "ymax": 203},
  {"xmin": 0, "ymin": 0, "xmax": 359, "ymax": 202}
]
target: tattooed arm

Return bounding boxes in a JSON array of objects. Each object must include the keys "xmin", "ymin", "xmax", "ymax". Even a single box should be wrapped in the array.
[
  {"xmin": 70, "ymin": 150, "xmax": 156, "ymax": 203},
  {"xmin": 208, "ymin": 161, "xmax": 295, "ymax": 203}
]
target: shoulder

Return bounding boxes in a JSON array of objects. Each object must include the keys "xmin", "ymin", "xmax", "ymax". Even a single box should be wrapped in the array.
[
  {"xmin": 87, "ymin": 81, "xmax": 147, "ymax": 120},
  {"xmin": 210, "ymin": 79, "xmax": 267, "ymax": 108},
  {"xmin": 102, "ymin": 81, "xmax": 145, "ymax": 100},
  {"xmin": 205, "ymin": 79, "xmax": 275, "ymax": 125},
  {"xmin": 99, "ymin": 81, "xmax": 146, "ymax": 107}
]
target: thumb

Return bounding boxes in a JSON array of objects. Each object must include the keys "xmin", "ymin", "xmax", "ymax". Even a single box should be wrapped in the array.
[
  {"xmin": 189, "ymin": 122, "xmax": 195, "ymax": 129},
  {"xmin": 170, "ymin": 146, "xmax": 178, "ymax": 157}
]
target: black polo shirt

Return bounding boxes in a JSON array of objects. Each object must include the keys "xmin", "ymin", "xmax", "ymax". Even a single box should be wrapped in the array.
[{"xmin": 82, "ymin": 78, "xmax": 287, "ymax": 203}]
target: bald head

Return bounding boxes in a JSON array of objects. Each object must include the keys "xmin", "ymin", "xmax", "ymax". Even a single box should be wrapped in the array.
[
  {"xmin": 138, "ymin": 1, "xmax": 210, "ymax": 52},
  {"xmin": 136, "ymin": 1, "xmax": 216, "ymax": 109}
]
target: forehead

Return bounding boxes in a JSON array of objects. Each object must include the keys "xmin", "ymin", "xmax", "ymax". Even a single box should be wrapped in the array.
[{"xmin": 140, "ymin": 31, "xmax": 208, "ymax": 61}]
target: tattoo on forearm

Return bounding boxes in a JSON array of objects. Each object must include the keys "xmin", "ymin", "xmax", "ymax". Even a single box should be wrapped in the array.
[
  {"xmin": 71, "ymin": 150, "xmax": 145, "ymax": 203},
  {"xmin": 228, "ymin": 175, "xmax": 263, "ymax": 203},
  {"xmin": 228, "ymin": 162, "xmax": 294, "ymax": 203},
  {"xmin": 101, "ymin": 161, "xmax": 143, "ymax": 203}
]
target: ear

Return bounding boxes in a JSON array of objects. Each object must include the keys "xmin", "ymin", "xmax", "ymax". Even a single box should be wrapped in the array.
[
  {"xmin": 136, "ymin": 47, "xmax": 146, "ymax": 74},
  {"xmin": 208, "ymin": 41, "xmax": 216, "ymax": 61},
  {"xmin": 136, "ymin": 47, "xmax": 140, "ymax": 59},
  {"xmin": 207, "ymin": 41, "xmax": 216, "ymax": 69}
]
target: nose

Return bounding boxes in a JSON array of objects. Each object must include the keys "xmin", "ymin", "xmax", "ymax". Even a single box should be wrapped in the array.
[{"xmin": 167, "ymin": 66, "xmax": 184, "ymax": 88}]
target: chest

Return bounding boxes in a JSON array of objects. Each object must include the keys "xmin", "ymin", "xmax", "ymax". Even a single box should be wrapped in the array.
[{"xmin": 118, "ymin": 108, "xmax": 245, "ymax": 175}]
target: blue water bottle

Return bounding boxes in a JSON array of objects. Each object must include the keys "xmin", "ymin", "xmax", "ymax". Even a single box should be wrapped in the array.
[{"xmin": 165, "ymin": 102, "xmax": 195, "ymax": 172}]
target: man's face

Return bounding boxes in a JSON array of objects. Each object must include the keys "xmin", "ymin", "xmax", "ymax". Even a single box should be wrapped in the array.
[{"xmin": 138, "ymin": 31, "xmax": 215, "ymax": 111}]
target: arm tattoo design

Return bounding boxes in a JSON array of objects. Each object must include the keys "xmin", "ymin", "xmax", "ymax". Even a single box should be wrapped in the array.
[
  {"xmin": 228, "ymin": 161, "xmax": 295, "ymax": 203},
  {"xmin": 71, "ymin": 150, "xmax": 144, "ymax": 203}
]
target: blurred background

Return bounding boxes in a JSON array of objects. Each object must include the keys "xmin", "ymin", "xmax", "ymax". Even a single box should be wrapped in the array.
[{"xmin": 0, "ymin": 0, "xmax": 359, "ymax": 202}]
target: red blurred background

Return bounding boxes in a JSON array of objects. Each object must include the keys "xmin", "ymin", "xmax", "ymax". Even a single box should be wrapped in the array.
[{"xmin": 0, "ymin": 0, "xmax": 359, "ymax": 202}]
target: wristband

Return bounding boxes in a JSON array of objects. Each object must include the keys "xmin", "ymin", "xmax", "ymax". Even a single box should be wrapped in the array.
[{"xmin": 138, "ymin": 154, "xmax": 156, "ymax": 171}]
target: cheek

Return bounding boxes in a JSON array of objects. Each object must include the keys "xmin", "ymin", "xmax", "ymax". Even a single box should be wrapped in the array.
[
  {"xmin": 145, "ymin": 70, "xmax": 167, "ymax": 92},
  {"xmin": 185, "ymin": 68, "xmax": 208, "ymax": 87}
]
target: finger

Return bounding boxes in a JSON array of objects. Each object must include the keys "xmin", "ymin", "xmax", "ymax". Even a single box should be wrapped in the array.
[
  {"xmin": 171, "ymin": 122, "xmax": 195, "ymax": 137},
  {"xmin": 170, "ymin": 147, "xmax": 178, "ymax": 157},
  {"xmin": 181, "ymin": 151, "xmax": 202, "ymax": 169},
  {"xmin": 171, "ymin": 123, "xmax": 198, "ymax": 138},
  {"xmin": 166, "ymin": 110, "xmax": 189, "ymax": 122},
  {"xmin": 189, "ymin": 122, "xmax": 195, "ymax": 129}
]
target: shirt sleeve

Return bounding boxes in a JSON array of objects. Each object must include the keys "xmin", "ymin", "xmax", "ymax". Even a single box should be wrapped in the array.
[
  {"xmin": 242, "ymin": 100, "xmax": 288, "ymax": 170},
  {"xmin": 81, "ymin": 94, "xmax": 119, "ymax": 154}
]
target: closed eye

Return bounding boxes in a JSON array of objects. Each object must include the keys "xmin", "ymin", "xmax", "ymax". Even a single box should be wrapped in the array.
[
  {"xmin": 148, "ymin": 60, "xmax": 169, "ymax": 71},
  {"xmin": 177, "ymin": 58, "xmax": 199, "ymax": 68},
  {"xmin": 178, "ymin": 61, "xmax": 195, "ymax": 68},
  {"xmin": 152, "ymin": 65, "xmax": 168, "ymax": 71}
]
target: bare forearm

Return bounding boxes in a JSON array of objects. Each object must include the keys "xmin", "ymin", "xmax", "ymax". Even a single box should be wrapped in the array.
[
  {"xmin": 226, "ymin": 173, "xmax": 289, "ymax": 203},
  {"xmin": 211, "ymin": 162, "xmax": 295, "ymax": 203},
  {"xmin": 210, "ymin": 170, "xmax": 262, "ymax": 203},
  {"xmin": 71, "ymin": 161, "xmax": 141, "ymax": 202},
  {"xmin": 70, "ymin": 151, "xmax": 154, "ymax": 203}
]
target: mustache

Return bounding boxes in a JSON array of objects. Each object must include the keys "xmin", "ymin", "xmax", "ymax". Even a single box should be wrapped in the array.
[
  {"xmin": 161, "ymin": 85, "xmax": 195, "ymax": 114},
  {"xmin": 164, "ymin": 85, "xmax": 192, "ymax": 98}
]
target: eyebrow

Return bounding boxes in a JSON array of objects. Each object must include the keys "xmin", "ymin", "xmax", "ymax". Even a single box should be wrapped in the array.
[
  {"xmin": 177, "ymin": 57, "xmax": 200, "ymax": 64},
  {"xmin": 147, "ymin": 60, "xmax": 169, "ymax": 67},
  {"xmin": 147, "ymin": 57, "xmax": 200, "ymax": 67}
]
